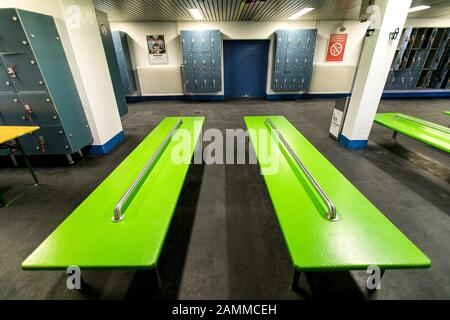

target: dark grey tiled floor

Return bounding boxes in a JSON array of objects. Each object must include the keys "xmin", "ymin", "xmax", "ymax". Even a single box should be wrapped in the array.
[{"xmin": 0, "ymin": 98, "xmax": 448, "ymax": 300}]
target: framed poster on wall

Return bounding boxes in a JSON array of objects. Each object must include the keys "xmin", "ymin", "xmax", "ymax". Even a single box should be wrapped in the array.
[
  {"xmin": 147, "ymin": 35, "xmax": 168, "ymax": 64},
  {"xmin": 326, "ymin": 34, "xmax": 348, "ymax": 62}
]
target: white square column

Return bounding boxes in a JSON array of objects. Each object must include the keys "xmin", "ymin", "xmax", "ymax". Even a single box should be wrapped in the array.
[{"xmin": 340, "ymin": 0, "xmax": 412, "ymax": 149}]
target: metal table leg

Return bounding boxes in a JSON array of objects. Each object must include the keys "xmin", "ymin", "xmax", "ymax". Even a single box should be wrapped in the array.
[
  {"xmin": 15, "ymin": 138, "xmax": 38, "ymax": 185},
  {"xmin": 0, "ymin": 139, "xmax": 38, "ymax": 207}
]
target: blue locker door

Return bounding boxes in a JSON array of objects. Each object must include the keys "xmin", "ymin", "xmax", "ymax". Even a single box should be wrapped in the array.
[{"xmin": 223, "ymin": 40, "xmax": 269, "ymax": 99}]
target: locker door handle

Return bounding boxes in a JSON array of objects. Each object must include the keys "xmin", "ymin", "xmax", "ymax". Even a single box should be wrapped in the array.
[
  {"xmin": 213, "ymin": 79, "xmax": 216, "ymax": 89},
  {"xmin": 7, "ymin": 65, "xmax": 17, "ymax": 79}
]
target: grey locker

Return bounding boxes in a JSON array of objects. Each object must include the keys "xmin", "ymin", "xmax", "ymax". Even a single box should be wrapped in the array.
[
  {"xmin": 292, "ymin": 52, "xmax": 303, "ymax": 73},
  {"xmin": 385, "ymin": 27, "xmax": 450, "ymax": 90},
  {"xmin": 112, "ymin": 31, "xmax": 137, "ymax": 95},
  {"xmin": 288, "ymin": 30, "xmax": 302, "ymax": 51},
  {"xmin": 283, "ymin": 73, "xmax": 295, "ymax": 90},
  {"xmin": 385, "ymin": 71, "xmax": 395, "ymax": 89},
  {"xmin": 0, "ymin": 8, "xmax": 92, "ymax": 157},
  {"xmin": 276, "ymin": 30, "xmax": 289, "ymax": 51},
  {"xmin": 299, "ymin": 77, "xmax": 309, "ymax": 91},
  {"xmin": 210, "ymin": 30, "xmax": 221, "ymax": 52},
  {"xmin": 302, "ymin": 30, "xmax": 317, "ymax": 50},
  {"xmin": 181, "ymin": 31, "xmax": 192, "ymax": 52},
  {"xmin": 0, "ymin": 59, "xmax": 14, "ymax": 92},
  {"xmin": 182, "ymin": 53, "xmax": 194, "ymax": 73},
  {"xmin": 303, "ymin": 51, "xmax": 314, "ymax": 70},
  {"xmin": 192, "ymin": 31, "xmax": 211, "ymax": 52},
  {"xmin": 211, "ymin": 73, "xmax": 221, "ymax": 91},
  {"xmin": 183, "ymin": 72, "xmax": 195, "ymax": 92},
  {"xmin": 193, "ymin": 74, "xmax": 211, "ymax": 91},
  {"xmin": 274, "ymin": 52, "xmax": 286, "ymax": 72},
  {"xmin": 393, "ymin": 27, "xmax": 413, "ymax": 70},
  {"xmin": 96, "ymin": 10, "xmax": 128, "ymax": 117},
  {"xmin": 32, "ymin": 125, "xmax": 71, "ymax": 154},
  {"xmin": 0, "ymin": 9, "xmax": 32, "ymax": 54},
  {"xmin": 284, "ymin": 53, "xmax": 295, "ymax": 72},
  {"xmin": 193, "ymin": 52, "xmax": 211, "ymax": 73},
  {"xmin": 180, "ymin": 29, "xmax": 221, "ymax": 93},
  {"xmin": 1, "ymin": 53, "xmax": 46, "ymax": 92},
  {"xmin": 0, "ymin": 93, "xmax": 23, "ymax": 125},
  {"xmin": 211, "ymin": 51, "xmax": 221, "ymax": 74},
  {"xmin": 273, "ymin": 73, "xmax": 284, "ymax": 90},
  {"xmin": 17, "ymin": 132, "xmax": 40, "ymax": 154},
  {"xmin": 17, "ymin": 92, "xmax": 60, "ymax": 126},
  {"xmin": 411, "ymin": 50, "xmax": 428, "ymax": 70},
  {"xmin": 272, "ymin": 29, "xmax": 317, "ymax": 92}
]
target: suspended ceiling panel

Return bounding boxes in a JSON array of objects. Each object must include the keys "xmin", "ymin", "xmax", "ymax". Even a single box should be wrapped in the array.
[{"xmin": 93, "ymin": 0, "xmax": 450, "ymax": 22}]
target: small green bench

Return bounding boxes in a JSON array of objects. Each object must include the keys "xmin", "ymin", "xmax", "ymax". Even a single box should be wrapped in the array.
[
  {"xmin": 444, "ymin": 111, "xmax": 450, "ymax": 116},
  {"xmin": 374, "ymin": 113, "xmax": 450, "ymax": 153},
  {"xmin": 22, "ymin": 117, "xmax": 204, "ymax": 278},
  {"xmin": 245, "ymin": 116, "xmax": 430, "ymax": 289}
]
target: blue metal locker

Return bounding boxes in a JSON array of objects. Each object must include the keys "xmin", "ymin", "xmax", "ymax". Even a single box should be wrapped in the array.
[
  {"xmin": 272, "ymin": 29, "xmax": 317, "ymax": 92},
  {"xmin": 192, "ymin": 31, "xmax": 211, "ymax": 52},
  {"xmin": 0, "ymin": 8, "xmax": 92, "ymax": 158},
  {"xmin": 181, "ymin": 31, "xmax": 192, "ymax": 52},
  {"xmin": 210, "ymin": 30, "xmax": 221, "ymax": 52},
  {"xmin": 180, "ymin": 29, "xmax": 222, "ymax": 93},
  {"xmin": 96, "ymin": 10, "xmax": 128, "ymax": 117},
  {"xmin": 112, "ymin": 31, "xmax": 137, "ymax": 95}
]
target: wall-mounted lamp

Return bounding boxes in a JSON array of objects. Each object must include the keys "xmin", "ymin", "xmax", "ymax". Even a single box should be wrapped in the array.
[{"xmin": 390, "ymin": 28, "xmax": 400, "ymax": 40}]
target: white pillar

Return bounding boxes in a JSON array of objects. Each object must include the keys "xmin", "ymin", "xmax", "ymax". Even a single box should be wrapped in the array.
[
  {"xmin": 340, "ymin": 0, "xmax": 412, "ymax": 149},
  {"xmin": 59, "ymin": 0, "xmax": 123, "ymax": 154}
]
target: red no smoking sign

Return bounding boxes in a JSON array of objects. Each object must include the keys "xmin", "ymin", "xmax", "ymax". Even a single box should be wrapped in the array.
[{"xmin": 326, "ymin": 34, "xmax": 348, "ymax": 62}]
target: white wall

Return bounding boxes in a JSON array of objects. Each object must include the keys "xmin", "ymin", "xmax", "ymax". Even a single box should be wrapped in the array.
[
  {"xmin": 0, "ymin": 0, "xmax": 123, "ymax": 148},
  {"xmin": 112, "ymin": 16, "xmax": 450, "ymax": 97},
  {"xmin": 112, "ymin": 20, "xmax": 369, "ymax": 95}
]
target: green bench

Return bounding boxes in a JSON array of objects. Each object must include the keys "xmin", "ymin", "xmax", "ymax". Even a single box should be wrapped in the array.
[
  {"xmin": 444, "ymin": 111, "xmax": 450, "ymax": 116},
  {"xmin": 245, "ymin": 116, "xmax": 430, "ymax": 289},
  {"xmin": 374, "ymin": 113, "xmax": 450, "ymax": 153},
  {"xmin": 22, "ymin": 117, "xmax": 204, "ymax": 279}
]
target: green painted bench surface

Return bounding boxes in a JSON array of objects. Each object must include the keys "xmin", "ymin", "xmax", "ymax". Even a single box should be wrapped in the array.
[
  {"xmin": 374, "ymin": 113, "xmax": 450, "ymax": 153},
  {"xmin": 22, "ymin": 117, "xmax": 204, "ymax": 270},
  {"xmin": 245, "ymin": 116, "xmax": 430, "ymax": 271},
  {"xmin": 444, "ymin": 111, "xmax": 450, "ymax": 116}
]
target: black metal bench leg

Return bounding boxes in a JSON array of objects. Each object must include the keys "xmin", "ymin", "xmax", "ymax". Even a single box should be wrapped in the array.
[
  {"xmin": 392, "ymin": 131, "xmax": 398, "ymax": 139},
  {"xmin": 15, "ymin": 138, "xmax": 38, "ymax": 185},
  {"xmin": 292, "ymin": 270, "xmax": 301, "ymax": 292},
  {"xmin": 155, "ymin": 266, "xmax": 162, "ymax": 288}
]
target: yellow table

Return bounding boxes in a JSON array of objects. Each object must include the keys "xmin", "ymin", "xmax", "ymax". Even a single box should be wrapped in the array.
[{"xmin": 0, "ymin": 126, "xmax": 40, "ymax": 206}]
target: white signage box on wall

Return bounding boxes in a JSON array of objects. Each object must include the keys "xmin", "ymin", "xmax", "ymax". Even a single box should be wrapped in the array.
[{"xmin": 329, "ymin": 97, "xmax": 350, "ymax": 140}]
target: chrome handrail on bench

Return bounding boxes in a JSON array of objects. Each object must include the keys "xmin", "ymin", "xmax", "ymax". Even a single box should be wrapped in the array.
[
  {"xmin": 112, "ymin": 119, "xmax": 183, "ymax": 223},
  {"xmin": 265, "ymin": 118, "xmax": 339, "ymax": 222},
  {"xmin": 394, "ymin": 114, "xmax": 450, "ymax": 135}
]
